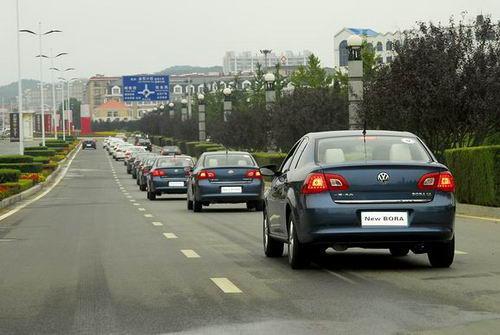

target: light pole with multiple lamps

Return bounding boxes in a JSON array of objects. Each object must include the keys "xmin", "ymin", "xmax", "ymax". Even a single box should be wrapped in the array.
[
  {"xmin": 197, "ymin": 94, "xmax": 206, "ymax": 141},
  {"xmin": 181, "ymin": 99, "xmax": 188, "ymax": 121},
  {"xmin": 15, "ymin": 0, "xmax": 24, "ymax": 154},
  {"xmin": 222, "ymin": 87, "xmax": 232, "ymax": 122},
  {"xmin": 168, "ymin": 102, "xmax": 175, "ymax": 119},
  {"xmin": 260, "ymin": 49, "xmax": 272, "ymax": 71},
  {"xmin": 20, "ymin": 23, "xmax": 61, "ymax": 146},
  {"xmin": 47, "ymin": 51, "xmax": 68, "ymax": 138},
  {"xmin": 57, "ymin": 76, "xmax": 77, "ymax": 140},
  {"xmin": 347, "ymin": 34, "xmax": 364, "ymax": 130},
  {"xmin": 264, "ymin": 72, "xmax": 276, "ymax": 108}
]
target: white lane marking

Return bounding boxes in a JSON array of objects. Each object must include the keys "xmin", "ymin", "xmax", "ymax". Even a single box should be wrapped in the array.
[
  {"xmin": 152, "ymin": 222, "xmax": 163, "ymax": 226},
  {"xmin": 129, "ymin": 199, "xmax": 135, "ymax": 202},
  {"xmin": 163, "ymin": 233, "xmax": 177, "ymax": 239},
  {"xmin": 457, "ymin": 214, "xmax": 499, "ymax": 223},
  {"xmin": 144, "ymin": 214, "xmax": 153, "ymax": 218},
  {"xmin": 132, "ymin": 203, "xmax": 139, "ymax": 206},
  {"xmin": 138, "ymin": 208, "xmax": 146, "ymax": 211},
  {"xmin": 210, "ymin": 278, "xmax": 242, "ymax": 293},
  {"xmin": 455, "ymin": 250, "xmax": 468, "ymax": 255},
  {"xmin": 0, "ymin": 145, "xmax": 81, "ymax": 222},
  {"xmin": 325, "ymin": 270, "xmax": 357, "ymax": 285},
  {"xmin": 181, "ymin": 249, "xmax": 200, "ymax": 258},
  {"xmin": 126, "ymin": 196, "xmax": 133, "ymax": 199}
]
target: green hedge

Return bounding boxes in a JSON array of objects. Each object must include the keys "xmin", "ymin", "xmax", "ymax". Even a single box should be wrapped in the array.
[
  {"xmin": 0, "ymin": 169, "xmax": 20, "ymax": 183},
  {"xmin": 445, "ymin": 145, "xmax": 499, "ymax": 207},
  {"xmin": 0, "ymin": 163, "xmax": 43, "ymax": 173},
  {"xmin": 252, "ymin": 152, "xmax": 287, "ymax": 168},
  {"xmin": 25, "ymin": 146, "xmax": 48, "ymax": 151},
  {"xmin": 206, "ymin": 146, "xmax": 226, "ymax": 152},
  {"xmin": 32, "ymin": 156, "xmax": 50, "ymax": 164},
  {"xmin": 0, "ymin": 155, "xmax": 34, "ymax": 163},
  {"xmin": 45, "ymin": 142, "xmax": 69, "ymax": 148},
  {"xmin": 26, "ymin": 149, "xmax": 56, "ymax": 157},
  {"xmin": 193, "ymin": 143, "xmax": 224, "ymax": 157}
]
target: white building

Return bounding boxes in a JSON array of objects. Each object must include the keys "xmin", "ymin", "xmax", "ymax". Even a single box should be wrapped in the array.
[
  {"xmin": 334, "ymin": 28, "xmax": 402, "ymax": 69},
  {"xmin": 223, "ymin": 50, "xmax": 312, "ymax": 74}
]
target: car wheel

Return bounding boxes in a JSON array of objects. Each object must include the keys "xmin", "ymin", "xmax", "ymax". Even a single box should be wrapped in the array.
[
  {"xmin": 147, "ymin": 191, "xmax": 156, "ymax": 200},
  {"xmin": 187, "ymin": 199, "xmax": 193, "ymax": 210},
  {"xmin": 254, "ymin": 200, "xmax": 264, "ymax": 212},
  {"xmin": 263, "ymin": 211, "xmax": 284, "ymax": 257},
  {"xmin": 246, "ymin": 202, "xmax": 255, "ymax": 211},
  {"xmin": 139, "ymin": 184, "xmax": 146, "ymax": 191},
  {"xmin": 193, "ymin": 199, "xmax": 202, "ymax": 212},
  {"xmin": 288, "ymin": 215, "xmax": 309, "ymax": 269},
  {"xmin": 389, "ymin": 247, "xmax": 410, "ymax": 257},
  {"xmin": 428, "ymin": 237, "xmax": 455, "ymax": 268}
]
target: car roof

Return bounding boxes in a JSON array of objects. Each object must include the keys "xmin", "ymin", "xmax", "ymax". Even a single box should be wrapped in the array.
[
  {"xmin": 304, "ymin": 130, "xmax": 417, "ymax": 139},
  {"xmin": 202, "ymin": 151, "xmax": 251, "ymax": 155},
  {"xmin": 156, "ymin": 155, "xmax": 192, "ymax": 160}
]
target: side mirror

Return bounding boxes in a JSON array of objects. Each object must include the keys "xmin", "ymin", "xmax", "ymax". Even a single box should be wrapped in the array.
[{"xmin": 260, "ymin": 164, "xmax": 279, "ymax": 177}]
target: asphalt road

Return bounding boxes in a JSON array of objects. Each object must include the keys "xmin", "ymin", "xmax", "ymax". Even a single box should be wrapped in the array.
[{"xmin": 0, "ymin": 144, "xmax": 499, "ymax": 334}]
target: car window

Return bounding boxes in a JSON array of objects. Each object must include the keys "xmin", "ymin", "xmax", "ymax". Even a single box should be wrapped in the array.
[
  {"xmin": 280, "ymin": 139, "xmax": 302, "ymax": 172},
  {"xmin": 290, "ymin": 137, "xmax": 309, "ymax": 170},
  {"xmin": 156, "ymin": 157, "xmax": 194, "ymax": 168},
  {"xmin": 316, "ymin": 135, "xmax": 431, "ymax": 164},
  {"xmin": 202, "ymin": 154, "xmax": 256, "ymax": 167}
]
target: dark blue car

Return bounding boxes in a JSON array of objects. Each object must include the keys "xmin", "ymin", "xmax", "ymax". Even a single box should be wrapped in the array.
[
  {"xmin": 186, "ymin": 151, "xmax": 264, "ymax": 212},
  {"xmin": 146, "ymin": 155, "xmax": 194, "ymax": 200},
  {"xmin": 260, "ymin": 130, "xmax": 456, "ymax": 269}
]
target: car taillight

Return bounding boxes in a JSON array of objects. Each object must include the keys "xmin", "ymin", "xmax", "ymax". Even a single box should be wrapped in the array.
[
  {"xmin": 197, "ymin": 170, "xmax": 216, "ymax": 180},
  {"xmin": 301, "ymin": 172, "xmax": 349, "ymax": 194},
  {"xmin": 245, "ymin": 169, "xmax": 262, "ymax": 179},
  {"xmin": 418, "ymin": 171, "xmax": 455, "ymax": 192},
  {"xmin": 151, "ymin": 169, "xmax": 165, "ymax": 177},
  {"xmin": 142, "ymin": 168, "xmax": 150, "ymax": 174}
]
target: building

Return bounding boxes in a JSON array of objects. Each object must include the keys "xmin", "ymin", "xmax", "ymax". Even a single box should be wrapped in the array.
[
  {"xmin": 93, "ymin": 100, "xmax": 134, "ymax": 122},
  {"xmin": 334, "ymin": 28, "xmax": 402, "ymax": 69},
  {"xmin": 223, "ymin": 50, "xmax": 312, "ymax": 74},
  {"xmin": 85, "ymin": 75, "xmax": 122, "ymax": 119}
]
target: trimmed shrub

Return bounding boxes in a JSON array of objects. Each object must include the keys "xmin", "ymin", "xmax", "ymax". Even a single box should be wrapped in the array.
[
  {"xmin": 46, "ymin": 142, "xmax": 69, "ymax": 148},
  {"xmin": 51, "ymin": 155, "xmax": 65, "ymax": 162},
  {"xmin": 193, "ymin": 143, "xmax": 224, "ymax": 157},
  {"xmin": 0, "ymin": 163, "xmax": 43, "ymax": 173},
  {"xmin": 205, "ymin": 146, "xmax": 226, "ymax": 152},
  {"xmin": 32, "ymin": 156, "xmax": 50, "ymax": 164},
  {"xmin": 445, "ymin": 145, "xmax": 500, "ymax": 207},
  {"xmin": 25, "ymin": 146, "xmax": 48, "ymax": 151},
  {"xmin": 43, "ymin": 162, "xmax": 59, "ymax": 172},
  {"xmin": 0, "ymin": 155, "xmax": 34, "ymax": 163},
  {"xmin": 252, "ymin": 152, "xmax": 287, "ymax": 168},
  {"xmin": 185, "ymin": 141, "xmax": 200, "ymax": 156},
  {"xmin": 0, "ymin": 169, "xmax": 20, "ymax": 183},
  {"xmin": 26, "ymin": 149, "xmax": 56, "ymax": 157}
]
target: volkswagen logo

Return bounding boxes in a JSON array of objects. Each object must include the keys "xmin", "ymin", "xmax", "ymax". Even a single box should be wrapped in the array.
[
  {"xmin": 228, "ymin": 170, "xmax": 234, "ymax": 174},
  {"xmin": 174, "ymin": 169, "xmax": 179, "ymax": 173},
  {"xmin": 377, "ymin": 172, "xmax": 390, "ymax": 183}
]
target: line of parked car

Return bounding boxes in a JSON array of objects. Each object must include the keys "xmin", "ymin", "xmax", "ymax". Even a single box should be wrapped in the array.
[{"xmin": 102, "ymin": 129, "xmax": 457, "ymax": 270}]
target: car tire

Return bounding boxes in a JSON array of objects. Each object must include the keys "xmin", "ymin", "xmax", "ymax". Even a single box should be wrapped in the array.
[
  {"xmin": 187, "ymin": 199, "xmax": 193, "ymax": 210},
  {"xmin": 428, "ymin": 237, "xmax": 455, "ymax": 268},
  {"xmin": 246, "ymin": 202, "xmax": 255, "ymax": 211},
  {"xmin": 139, "ymin": 184, "xmax": 146, "ymax": 191},
  {"xmin": 263, "ymin": 211, "xmax": 283, "ymax": 257},
  {"xmin": 389, "ymin": 247, "xmax": 410, "ymax": 257},
  {"xmin": 288, "ymin": 215, "xmax": 309, "ymax": 269},
  {"xmin": 254, "ymin": 200, "xmax": 264, "ymax": 212},
  {"xmin": 193, "ymin": 199, "xmax": 202, "ymax": 212},
  {"xmin": 147, "ymin": 191, "xmax": 156, "ymax": 200}
]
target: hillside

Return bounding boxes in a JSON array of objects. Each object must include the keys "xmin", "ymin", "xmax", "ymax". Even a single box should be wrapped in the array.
[
  {"xmin": 156, "ymin": 65, "xmax": 222, "ymax": 75},
  {"xmin": 0, "ymin": 79, "xmax": 39, "ymax": 103}
]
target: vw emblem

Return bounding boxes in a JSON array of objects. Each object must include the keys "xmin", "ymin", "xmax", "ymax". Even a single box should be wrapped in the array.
[
  {"xmin": 174, "ymin": 169, "xmax": 179, "ymax": 173},
  {"xmin": 228, "ymin": 170, "xmax": 234, "ymax": 174},
  {"xmin": 377, "ymin": 172, "xmax": 390, "ymax": 183}
]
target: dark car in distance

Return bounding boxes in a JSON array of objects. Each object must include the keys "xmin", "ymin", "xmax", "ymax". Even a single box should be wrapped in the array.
[
  {"xmin": 187, "ymin": 151, "xmax": 264, "ymax": 212},
  {"xmin": 146, "ymin": 155, "xmax": 195, "ymax": 200},
  {"xmin": 260, "ymin": 130, "xmax": 456, "ymax": 269},
  {"xmin": 82, "ymin": 139, "xmax": 96, "ymax": 149},
  {"xmin": 160, "ymin": 146, "xmax": 182, "ymax": 156},
  {"xmin": 135, "ymin": 138, "xmax": 152, "ymax": 152}
]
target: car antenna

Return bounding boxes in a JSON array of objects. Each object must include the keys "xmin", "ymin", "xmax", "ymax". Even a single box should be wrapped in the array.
[{"xmin": 362, "ymin": 120, "xmax": 367, "ymax": 161}]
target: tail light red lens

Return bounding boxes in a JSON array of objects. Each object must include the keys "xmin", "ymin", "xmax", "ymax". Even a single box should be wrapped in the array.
[
  {"xmin": 151, "ymin": 169, "xmax": 165, "ymax": 177},
  {"xmin": 197, "ymin": 170, "xmax": 216, "ymax": 180},
  {"xmin": 245, "ymin": 169, "xmax": 262, "ymax": 179},
  {"xmin": 418, "ymin": 171, "xmax": 455, "ymax": 192},
  {"xmin": 142, "ymin": 168, "xmax": 150, "ymax": 174},
  {"xmin": 301, "ymin": 172, "xmax": 349, "ymax": 194}
]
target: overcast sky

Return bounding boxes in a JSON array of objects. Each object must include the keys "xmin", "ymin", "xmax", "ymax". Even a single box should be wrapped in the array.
[{"xmin": 0, "ymin": 0, "xmax": 499, "ymax": 86}]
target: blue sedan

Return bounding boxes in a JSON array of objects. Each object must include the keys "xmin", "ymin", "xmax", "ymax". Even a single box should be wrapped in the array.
[
  {"xmin": 186, "ymin": 151, "xmax": 264, "ymax": 212},
  {"xmin": 146, "ymin": 155, "xmax": 194, "ymax": 200},
  {"xmin": 260, "ymin": 130, "xmax": 456, "ymax": 269}
]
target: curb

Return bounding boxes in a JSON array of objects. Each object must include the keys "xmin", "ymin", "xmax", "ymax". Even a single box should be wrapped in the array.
[
  {"xmin": 456, "ymin": 203, "xmax": 500, "ymax": 221},
  {"xmin": 0, "ymin": 143, "xmax": 81, "ymax": 211}
]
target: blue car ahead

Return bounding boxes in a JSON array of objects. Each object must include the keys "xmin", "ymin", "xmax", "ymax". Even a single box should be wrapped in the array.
[
  {"xmin": 186, "ymin": 151, "xmax": 264, "ymax": 212},
  {"xmin": 260, "ymin": 130, "xmax": 456, "ymax": 269},
  {"xmin": 146, "ymin": 155, "xmax": 194, "ymax": 200}
]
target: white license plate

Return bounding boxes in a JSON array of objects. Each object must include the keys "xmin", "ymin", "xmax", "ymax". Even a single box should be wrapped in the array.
[
  {"xmin": 86, "ymin": 144, "xmax": 92, "ymax": 147},
  {"xmin": 221, "ymin": 186, "xmax": 242, "ymax": 194},
  {"xmin": 361, "ymin": 212, "xmax": 408, "ymax": 227},
  {"xmin": 169, "ymin": 181, "xmax": 184, "ymax": 187}
]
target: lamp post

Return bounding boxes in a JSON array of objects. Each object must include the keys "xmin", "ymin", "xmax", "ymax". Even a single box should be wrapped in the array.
[
  {"xmin": 181, "ymin": 99, "xmax": 188, "ymax": 121},
  {"xmin": 223, "ymin": 87, "xmax": 232, "ymax": 122},
  {"xmin": 260, "ymin": 49, "xmax": 272, "ymax": 71},
  {"xmin": 15, "ymin": 0, "xmax": 23, "ymax": 154},
  {"xmin": 57, "ymin": 76, "xmax": 77, "ymax": 140},
  {"xmin": 168, "ymin": 102, "xmax": 175, "ymax": 119},
  {"xmin": 347, "ymin": 34, "xmax": 363, "ymax": 130},
  {"xmin": 197, "ymin": 93, "xmax": 206, "ymax": 141},
  {"xmin": 264, "ymin": 72, "xmax": 276, "ymax": 108},
  {"xmin": 47, "ymin": 51, "xmax": 68, "ymax": 138},
  {"xmin": 20, "ymin": 23, "xmax": 61, "ymax": 146}
]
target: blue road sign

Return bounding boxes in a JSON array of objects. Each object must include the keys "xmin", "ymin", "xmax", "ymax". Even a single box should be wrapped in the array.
[{"xmin": 122, "ymin": 75, "xmax": 170, "ymax": 102}]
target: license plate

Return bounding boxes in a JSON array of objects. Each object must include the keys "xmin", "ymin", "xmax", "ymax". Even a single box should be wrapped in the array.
[
  {"xmin": 86, "ymin": 144, "xmax": 92, "ymax": 147},
  {"xmin": 169, "ymin": 181, "xmax": 184, "ymax": 187},
  {"xmin": 221, "ymin": 186, "xmax": 242, "ymax": 194},
  {"xmin": 361, "ymin": 212, "xmax": 408, "ymax": 227}
]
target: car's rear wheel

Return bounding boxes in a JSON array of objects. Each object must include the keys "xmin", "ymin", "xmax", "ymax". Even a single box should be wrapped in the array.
[
  {"xmin": 247, "ymin": 200, "xmax": 264, "ymax": 212},
  {"xmin": 428, "ymin": 237, "xmax": 455, "ymax": 268},
  {"xmin": 288, "ymin": 216, "xmax": 309, "ymax": 269},
  {"xmin": 193, "ymin": 199, "xmax": 202, "ymax": 212},
  {"xmin": 263, "ymin": 211, "xmax": 283, "ymax": 257},
  {"xmin": 139, "ymin": 184, "xmax": 146, "ymax": 191},
  {"xmin": 147, "ymin": 191, "xmax": 156, "ymax": 200},
  {"xmin": 187, "ymin": 199, "xmax": 193, "ymax": 210},
  {"xmin": 389, "ymin": 247, "xmax": 410, "ymax": 257}
]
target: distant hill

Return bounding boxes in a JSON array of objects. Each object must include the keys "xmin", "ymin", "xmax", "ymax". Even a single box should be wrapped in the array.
[
  {"xmin": 156, "ymin": 65, "xmax": 222, "ymax": 75},
  {"xmin": 0, "ymin": 79, "xmax": 39, "ymax": 103}
]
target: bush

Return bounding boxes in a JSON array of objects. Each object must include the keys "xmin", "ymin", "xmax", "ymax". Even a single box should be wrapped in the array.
[
  {"xmin": 43, "ymin": 162, "xmax": 59, "ymax": 172},
  {"xmin": 206, "ymin": 146, "xmax": 226, "ymax": 152},
  {"xmin": 93, "ymin": 131, "xmax": 118, "ymax": 137},
  {"xmin": 45, "ymin": 142, "xmax": 69, "ymax": 148},
  {"xmin": 0, "ymin": 169, "xmax": 20, "ymax": 183},
  {"xmin": 252, "ymin": 152, "xmax": 287, "ymax": 168},
  {"xmin": 25, "ymin": 146, "xmax": 48, "ymax": 151},
  {"xmin": 445, "ymin": 145, "xmax": 500, "ymax": 206},
  {"xmin": 193, "ymin": 143, "xmax": 224, "ymax": 157},
  {"xmin": 26, "ymin": 149, "xmax": 56, "ymax": 157},
  {"xmin": 51, "ymin": 155, "xmax": 65, "ymax": 162},
  {"xmin": 0, "ymin": 163, "xmax": 43, "ymax": 173},
  {"xmin": 0, "ymin": 155, "xmax": 34, "ymax": 163},
  {"xmin": 185, "ymin": 141, "xmax": 200, "ymax": 156},
  {"xmin": 20, "ymin": 173, "xmax": 41, "ymax": 183},
  {"xmin": 32, "ymin": 156, "xmax": 50, "ymax": 164}
]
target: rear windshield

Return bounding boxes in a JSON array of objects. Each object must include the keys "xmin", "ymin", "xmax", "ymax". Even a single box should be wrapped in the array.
[
  {"xmin": 156, "ymin": 157, "xmax": 193, "ymax": 168},
  {"xmin": 203, "ymin": 154, "xmax": 256, "ymax": 167},
  {"xmin": 138, "ymin": 139, "xmax": 151, "ymax": 144},
  {"xmin": 162, "ymin": 146, "xmax": 180, "ymax": 151},
  {"xmin": 316, "ymin": 136, "xmax": 431, "ymax": 164}
]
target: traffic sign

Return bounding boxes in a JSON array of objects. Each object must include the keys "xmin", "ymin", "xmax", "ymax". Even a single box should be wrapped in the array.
[{"xmin": 122, "ymin": 75, "xmax": 170, "ymax": 102}]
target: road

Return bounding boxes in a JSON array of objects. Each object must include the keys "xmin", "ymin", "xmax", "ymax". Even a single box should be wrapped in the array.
[{"xmin": 0, "ymin": 144, "xmax": 499, "ymax": 334}]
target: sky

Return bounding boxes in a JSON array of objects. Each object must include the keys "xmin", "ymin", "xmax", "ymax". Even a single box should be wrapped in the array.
[{"xmin": 0, "ymin": 0, "xmax": 499, "ymax": 86}]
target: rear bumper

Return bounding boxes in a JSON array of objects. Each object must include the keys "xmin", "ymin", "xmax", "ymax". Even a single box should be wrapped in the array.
[
  {"xmin": 196, "ymin": 180, "xmax": 263, "ymax": 204},
  {"xmin": 150, "ymin": 178, "xmax": 188, "ymax": 194}
]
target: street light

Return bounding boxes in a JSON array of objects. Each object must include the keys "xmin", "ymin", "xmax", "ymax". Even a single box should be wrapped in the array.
[
  {"xmin": 20, "ymin": 23, "xmax": 61, "ymax": 146},
  {"xmin": 57, "ymin": 75, "xmax": 77, "ymax": 140},
  {"xmin": 47, "ymin": 51, "xmax": 68, "ymax": 138},
  {"xmin": 260, "ymin": 49, "xmax": 272, "ymax": 71},
  {"xmin": 197, "ymin": 94, "xmax": 206, "ymax": 141},
  {"xmin": 168, "ymin": 102, "xmax": 175, "ymax": 119},
  {"xmin": 223, "ymin": 88, "xmax": 232, "ymax": 122},
  {"xmin": 15, "ymin": 0, "xmax": 23, "ymax": 154},
  {"xmin": 181, "ymin": 98, "xmax": 188, "ymax": 121},
  {"xmin": 347, "ymin": 34, "xmax": 364, "ymax": 130}
]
